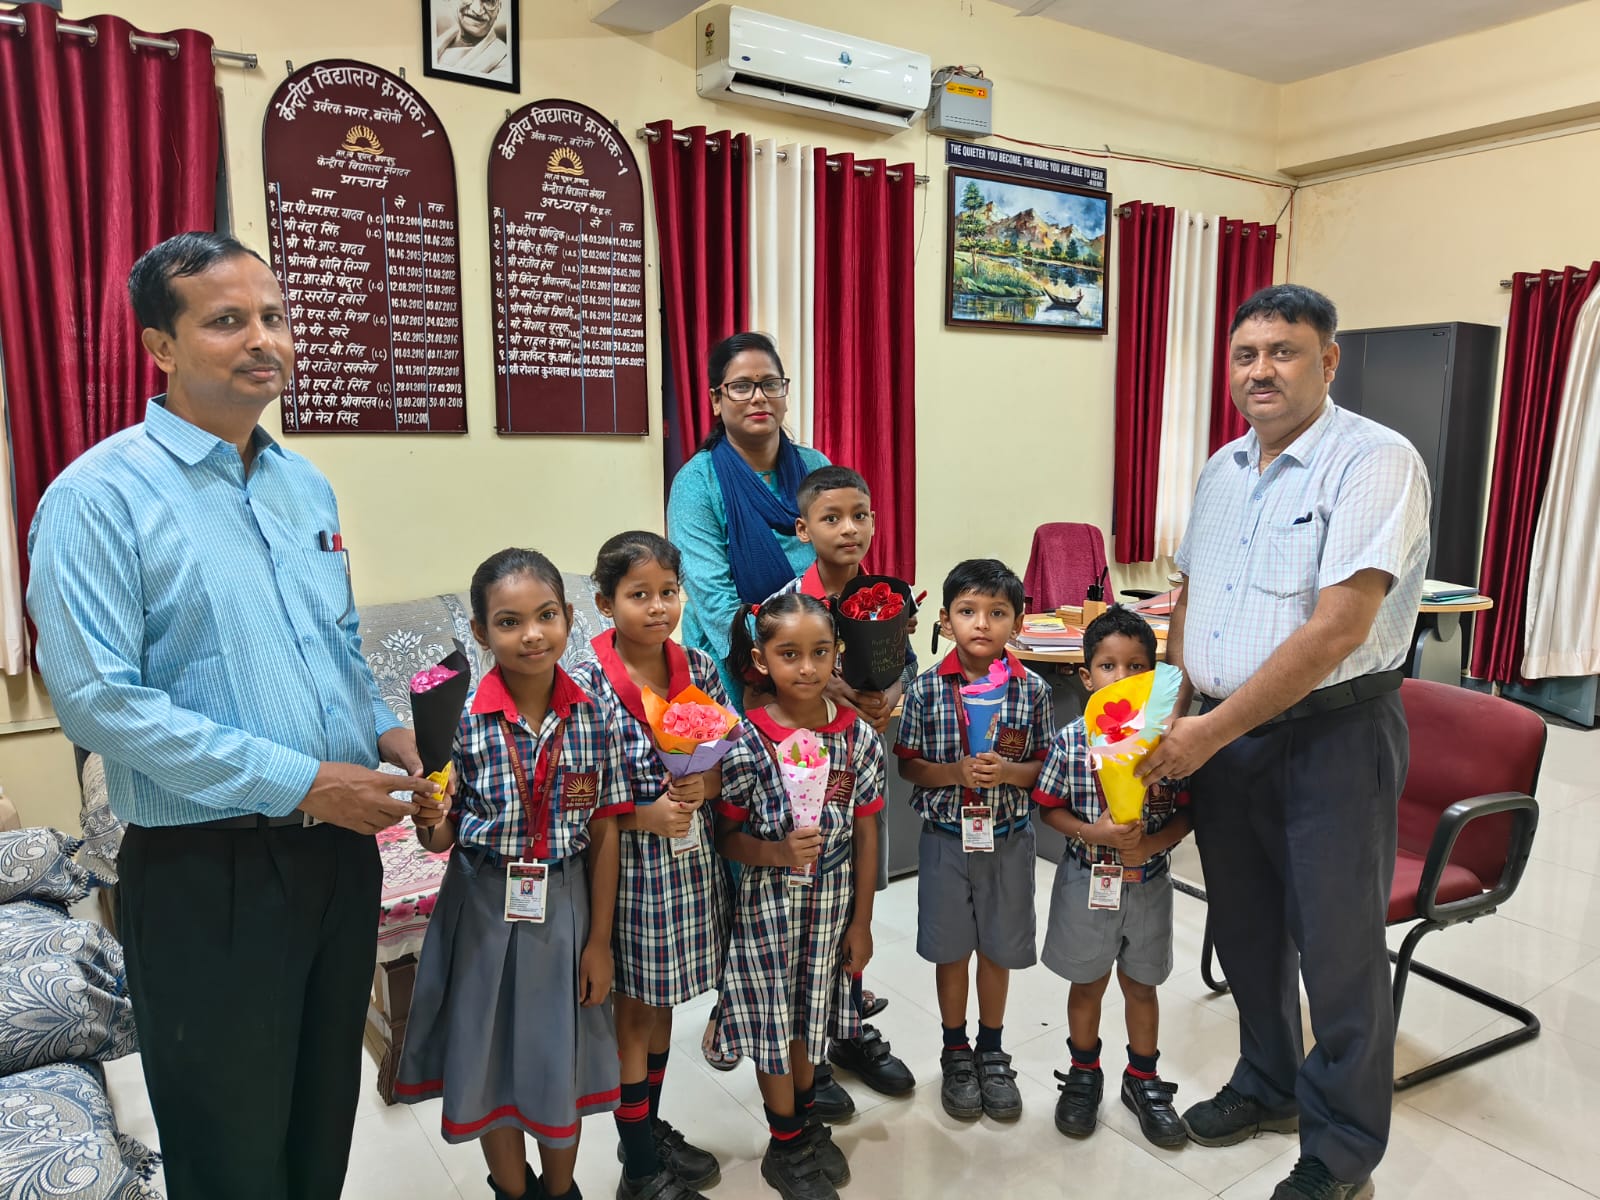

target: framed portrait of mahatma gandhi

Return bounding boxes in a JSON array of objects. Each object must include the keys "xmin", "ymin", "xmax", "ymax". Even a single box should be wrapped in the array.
[{"xmin": 423, "ymin": 0, "xmax": 520, "ymax": 93}]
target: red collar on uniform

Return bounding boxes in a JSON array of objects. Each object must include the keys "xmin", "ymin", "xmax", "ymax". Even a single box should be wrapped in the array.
[
  {"xmin": 590, "ymin": 629, "xmax": 693, "ymax": 729},
  {"xmin": 747, "ymin": 702, "xmax": 855, "ymax": 740},
  {"xmin": 797, "ymin": 562, "xmax": 833, "ymax": 600},
  {"xmin": 937, "ymin": 648, "xmax": 1027, "ymax": 682},
  {"xmin": 469, "ymin": 663, "xmax": 588, "ymax": 722}
]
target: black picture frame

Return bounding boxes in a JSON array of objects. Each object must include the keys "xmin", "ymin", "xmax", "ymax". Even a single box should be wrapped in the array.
[
  {"xmin": 945, "ymin": 166, "xmax": 1111, "ymax": 335},
  {"xmin": 422, "ymin": 0, "xmax": 520, "ymax": 94}
]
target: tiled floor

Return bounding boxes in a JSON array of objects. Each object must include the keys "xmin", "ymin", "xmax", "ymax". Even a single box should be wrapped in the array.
[{"xmin": 105, "ymin": 722, "xmax": 1600, "ymax": 1199}]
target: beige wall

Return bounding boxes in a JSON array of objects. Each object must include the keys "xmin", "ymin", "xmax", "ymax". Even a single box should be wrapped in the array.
[{"xmin": 4, "ymin": 0, "xmax": 1289, "ymax": 824}]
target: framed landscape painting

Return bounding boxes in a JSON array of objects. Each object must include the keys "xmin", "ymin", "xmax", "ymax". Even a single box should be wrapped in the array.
[{"xmin": 945, "ymin": 166, "xmax": 1111, "ymax": 334}]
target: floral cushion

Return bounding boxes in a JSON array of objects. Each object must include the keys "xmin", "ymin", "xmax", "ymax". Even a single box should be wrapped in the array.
[
  {"xmin": 0, "ymin": 901, "xmax": 138, "ymax": 1075},
  {"xmin": 375, "ymin": 817, "xmax": 450, "ymax": 963},
  {"xmin": 0, "ymin": 828, "xmax": 94, "ymax": 905},
  {"xmin": 77, "ymin": 753, "xmax": 123, "ymax": 888},
  {"xmin": 0, "ymin": 1062, "xmax": 159, "ymax": 1199}
]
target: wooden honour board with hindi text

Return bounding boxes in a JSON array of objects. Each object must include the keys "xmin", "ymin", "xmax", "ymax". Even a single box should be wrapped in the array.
[
  {"xmin": 263, "ymin": 60, "xmax": 468, "ymax": 433},
  {"xmin": 488, "ymin": 100, "xmax": 648, "ymax": 434}
]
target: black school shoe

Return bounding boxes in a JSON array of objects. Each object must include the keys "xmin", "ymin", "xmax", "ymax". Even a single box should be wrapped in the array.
[
  {"xmin": 1181, "ymin": 1083, "xmax": 1299, "ymax": 1147},
  {"xmin": 1052, "ymin": 1065, "xmax": 1103, "ymax": 1138},
  {"xmin": 1121, "ymin": 1072, "xmax": 1186, "ymax": 1148},
  {"xmin": 802, "ymin": 1113, "xmax": 851, "ymax": 1186},
  {"xmin": 827, "ymin": 1023, "xmax": 916, "ymax": 1096},
  {"xmin": 810, "ymin": 1064, "xmax": 856, "ymax": 1123},
  {"xmin": 653, "ymin": 1119, "xmax": 720, "ymax": 1189},
  {"xmin": 977, "ymin": 1049, "xmax": 1022, "ymax": 1121},
  {"xmin": 939, "ymin": 1047, "xmax": 983, "ymax": 1120},
  {"xmin": 1271, "ymin": 1155, "xmax": 1376, "ymax": 1200},
  {"xmin": 490, "ymin": 1165, "xmax": 544, "ymax": 1200},
  {"xmin": 760, "ymin": 1136, "xmax": 838, "ymax": 1200},
  {"xmin": 616, "ymin": 1169, "xmax": 707, "ymax": 1200}
]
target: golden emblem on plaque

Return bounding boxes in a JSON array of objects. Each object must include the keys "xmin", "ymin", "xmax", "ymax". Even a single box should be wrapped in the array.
[
  {"xmin": 546, "ymin": 146, "xmax": 585, "ymax": 177},
  {"xmin": 342, "ymin": 125, "xmax": 384, "ymax": 156}
]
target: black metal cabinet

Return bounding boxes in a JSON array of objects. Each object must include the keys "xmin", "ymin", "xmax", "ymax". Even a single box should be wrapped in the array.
[{"xmin": 1333, "ymin": 322, "xmax": 1500, "ymax": 586}]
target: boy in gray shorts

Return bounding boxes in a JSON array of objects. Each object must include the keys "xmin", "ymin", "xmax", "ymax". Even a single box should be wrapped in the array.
[
  {"xmin": 1034, "ymin": 606, "xmax": 1192, "ymax": 1149},
  {"xmin": 896, "ymin": 560, "xmax": 1054, "ymax": 1124}
]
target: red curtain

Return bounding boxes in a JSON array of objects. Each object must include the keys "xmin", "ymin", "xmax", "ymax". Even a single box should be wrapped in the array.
[
  {"xmin": 812, "ymin": 152, "xmax": 917, "ymax": 583},
  {"xmin": 0, "ymin": 7, "xmax": 217, "ymax": 616},
  {"xmin": 1111, "ymin": 202, "xmax": 1175, "ymax": 564},
  {"xmin": 1470, "ymin": 263, "xmax": 1600, "ymax": 683},
  {"xmin": 1208, "ymin": 218, "xmax": 1277, "ymax": 452},
  {"xmin": 644, "ymin": 120, "xmax": 750, "ymax": 479}
]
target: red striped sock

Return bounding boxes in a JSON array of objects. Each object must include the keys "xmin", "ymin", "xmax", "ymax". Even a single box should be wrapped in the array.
[
  {"xmin": 614, "ymin": 1080, "xmax": 657, "ymax": 1179},
  {"xmin": 646, "ymin": 1049, "xmax": 669, "ymax": 1122},
  {"xmin": 765, "ymin": 1104, "xmax": 805, "ymax": 1142}
]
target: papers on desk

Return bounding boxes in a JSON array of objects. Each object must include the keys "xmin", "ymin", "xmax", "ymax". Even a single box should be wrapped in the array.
[
  {"xmin": 1129, "ymin": 588, "xmax": 1181, "ymax": 617},
  {"xmin": 1422, "ymin": 579, "xmax": 1479, "ymax": 603}
]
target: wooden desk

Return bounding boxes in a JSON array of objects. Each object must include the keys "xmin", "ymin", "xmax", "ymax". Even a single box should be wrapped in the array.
[{"xmin": 1413, "ymin": 595, "xmax": 1494, "ymax": 686}]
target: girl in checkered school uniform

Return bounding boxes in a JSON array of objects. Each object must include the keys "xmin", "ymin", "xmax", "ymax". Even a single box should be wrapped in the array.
[
  {"xmin": 715, "ymin": 592, "xmax": 886, "ymax": 1200},
  {"xmin": 570, "ymin": 531, "xmax": 733, "ymax": 1200},
  {"xmin": 396, "ymin": 549, "xmax": 631, "ymax": 1200}
]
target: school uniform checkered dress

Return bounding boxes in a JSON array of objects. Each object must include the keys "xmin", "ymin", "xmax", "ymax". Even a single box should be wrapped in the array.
[
  {"xmin": 395, "ymin": 665, "xmax": 631, "ymax": 1147},
  {"xmin": 574, "ymin": 633, "xmax": 733, "ymax": 1007},
  {"xmin": 714, "ymin": 706, "xmax": 885, "ymax": 1076}
]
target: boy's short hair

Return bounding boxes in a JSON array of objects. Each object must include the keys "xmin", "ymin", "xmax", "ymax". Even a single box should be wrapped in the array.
[
  {"xmin": 797, "ymin": 465, "xmax": 871, "ymax": 517},
  {"xmin": 942, "ymin": 558, "xmax": 1025, "ymax": 614},
  {"xmin": 1082, "ymin": 605, "xmax": 1157, "ymax": 667}
]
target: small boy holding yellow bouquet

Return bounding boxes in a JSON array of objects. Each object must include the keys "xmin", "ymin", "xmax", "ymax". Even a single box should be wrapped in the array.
[{"xmin": 1032, "ymin": 606, "xmax": 1192, "ymax": 1149}]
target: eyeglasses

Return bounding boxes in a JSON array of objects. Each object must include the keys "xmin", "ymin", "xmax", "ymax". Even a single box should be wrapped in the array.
[{"xmin": 716, "ymin": 377, "xmax": 790, "ymax": 402}]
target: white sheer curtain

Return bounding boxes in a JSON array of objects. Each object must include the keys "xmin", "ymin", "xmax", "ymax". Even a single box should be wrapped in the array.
[
  {"xmin": 0, "ymin": 371, "xmax": 26, "ymax": 674},
  {"xmin": 747, "ymin": 139, "xmax": 817, "ymax": 444},
  {"xmin": 1523, "ymin": 283, "xmax": 1600, "ymax": 678},
  {"xmin": 1153, "ymin": 211, "xmax": 1220, "ymax": 557}
]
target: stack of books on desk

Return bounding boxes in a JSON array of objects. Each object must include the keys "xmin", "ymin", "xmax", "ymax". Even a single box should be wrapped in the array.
[
  {"xmin": 1015, "ymin": 615, "xmax": 1083, "ymax": 652},
  {"xmin": 1422, "ymin": 579, "xmax": 1479, "ymax": 603}
]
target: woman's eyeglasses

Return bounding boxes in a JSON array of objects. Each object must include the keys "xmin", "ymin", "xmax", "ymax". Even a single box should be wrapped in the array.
[{"xmin": 717, "ymin": 377, "xmax": 790, "ymax": 402}]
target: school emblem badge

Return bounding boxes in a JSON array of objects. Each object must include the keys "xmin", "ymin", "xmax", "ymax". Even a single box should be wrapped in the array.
[
  {"xmin": 994, "ymin": 726, "xmax": 1028, "ymax": 759},
  {"xmin": 561, "ymin": 771, "xmax": 599, "ymax": 810}
]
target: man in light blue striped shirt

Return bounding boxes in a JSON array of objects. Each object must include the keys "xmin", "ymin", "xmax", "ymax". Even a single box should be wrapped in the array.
[
  {"xmin": 1139, "ymin": 285, "xmax": 1429, "ymax": 1200},
  {"xmin": 27, "ymin": 233, "xmax": 441, "ymax": 1200}
]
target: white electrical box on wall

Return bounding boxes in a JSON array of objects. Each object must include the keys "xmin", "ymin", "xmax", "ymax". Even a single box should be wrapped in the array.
[{"xmin": 927, "ymin": 67, "xmax": 993, "ymax": 137}]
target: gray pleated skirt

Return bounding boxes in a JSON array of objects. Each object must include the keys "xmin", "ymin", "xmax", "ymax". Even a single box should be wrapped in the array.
[{"xmin": 394, "ymin": 848, "xmax": 620, "ymax": 1147}]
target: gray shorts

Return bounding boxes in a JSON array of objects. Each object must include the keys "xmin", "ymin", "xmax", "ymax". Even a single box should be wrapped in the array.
[
  {"xmin": 1041, "ymin": 856, "xmax": 1174, "ymax": 986},
  {"xmin": 915, "ymin": 822, "xmax": 1038, "ymax": 969}
]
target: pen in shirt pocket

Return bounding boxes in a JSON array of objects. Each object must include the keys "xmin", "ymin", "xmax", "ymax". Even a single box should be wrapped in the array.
[
  {"xmin": 1291, "ymin": 512, "xmax": 1314, "ymax": 526},
  {"xmin": 317, "ymin": 531, "xmax": 345, "ymax": 551}
]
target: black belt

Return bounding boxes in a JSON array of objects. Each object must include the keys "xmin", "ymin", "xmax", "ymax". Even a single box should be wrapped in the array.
[
  {"xmin": 1197, "ymin": 668, "xmax": 1403, "ymax": 735},
  {"xmin": 177, "ymin": 812, "xmax": 318, "ymax": 831}
]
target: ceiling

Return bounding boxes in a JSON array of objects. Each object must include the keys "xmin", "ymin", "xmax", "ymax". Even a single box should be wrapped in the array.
[{"xmin": 991, "ymin": 0, "xmax": 1586, "ymax": 83}]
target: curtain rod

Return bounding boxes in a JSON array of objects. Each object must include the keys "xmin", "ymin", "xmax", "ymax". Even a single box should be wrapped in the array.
[
  {"xmin": 635, "ymin": 126, "xmax": 928, "ymax": 185},
  {"xmin": 0, "ymin": 13, "xmax": 258, "ymax": 66},
  {"xmin": 1500, "ymin": 271, "xmax": 1590, "ymax": 288},
  {"xmin": 1115, "ymin": 203, "xmax": 1280, "ymax": 239}
]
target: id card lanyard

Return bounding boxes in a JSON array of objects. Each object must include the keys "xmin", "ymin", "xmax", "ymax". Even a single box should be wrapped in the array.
[
  {"xmin": 498, "ymin": 714, "xmax": 566, "ymax": 923},
  {"xmin": 951, "ymin": 676, "xmax": 992, "ymax": 852}
]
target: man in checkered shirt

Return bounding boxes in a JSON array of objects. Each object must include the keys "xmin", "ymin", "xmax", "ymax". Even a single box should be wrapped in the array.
[{"xmin": 1138, "ymin": 285, "xmax": 1430, "ymax": 1200}]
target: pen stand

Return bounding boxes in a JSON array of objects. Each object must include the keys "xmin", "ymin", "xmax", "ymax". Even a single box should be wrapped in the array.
[{"xmin": 1080, "ymin": 599, "xmax": 1107, "ymax": 626}]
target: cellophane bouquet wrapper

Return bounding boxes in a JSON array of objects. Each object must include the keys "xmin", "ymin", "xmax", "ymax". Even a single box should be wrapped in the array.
[
  {"xmin": 834, "ymin": 575, "xmax": 916, "ymax": 692},
  {"xmin": 1083, "ymin": 662, "xmax": 1183, "ymax": 824},
  {"xmin": 776, "ymin": 728, "xmax": 829, "ymax": 881},
  {"xmin": 642, "ymin": 685, "xmax": 743, "ymax": 778},
  {"xmin": 958, "ymin": 659, "xmax": 1010, "ymax": 756},
  {"xmin": 408, "ymin": 640, "xmax": 472, "ymax": 791}
]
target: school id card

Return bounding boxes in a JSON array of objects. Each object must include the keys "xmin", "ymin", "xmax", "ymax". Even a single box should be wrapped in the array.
[
  {"xmin": 505, "ymin": 862, "xmax": 548, "ymax": 923},
  {"xmin": 1088, "ymin": 863, "xmax": 1123, "ymax": 911},
  {"xmin": 961, "ymin": 805, "xmax": 994, "ymax": 853}
]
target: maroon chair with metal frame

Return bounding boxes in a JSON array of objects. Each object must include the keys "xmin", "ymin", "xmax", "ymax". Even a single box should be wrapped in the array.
[{"xmin": 1195, "ymin": 677, "xmax": 1543, "ymax": 1091}]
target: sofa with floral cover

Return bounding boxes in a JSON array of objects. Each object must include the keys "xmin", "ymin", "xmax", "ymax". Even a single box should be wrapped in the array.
[{"xmin": 0, "ymin": 827, "xmax": 156, "ymax": 1199}]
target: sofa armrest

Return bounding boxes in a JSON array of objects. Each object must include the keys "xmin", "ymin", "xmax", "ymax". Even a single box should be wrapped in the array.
[{"xmin": 1417, "ymin": 791, "xmax": 1539, "ymax": 924}]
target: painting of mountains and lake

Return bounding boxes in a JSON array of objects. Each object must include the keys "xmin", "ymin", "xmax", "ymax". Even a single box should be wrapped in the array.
[{"xmin": 944, "ymin": 166, "xmax": 1111, "ymax": 335}]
